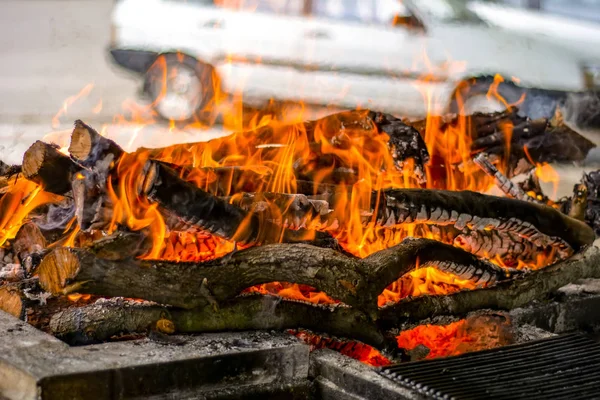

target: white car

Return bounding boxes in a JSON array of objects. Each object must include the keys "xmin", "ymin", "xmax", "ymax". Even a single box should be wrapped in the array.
[{"xmin": 109, "ymin": 0, "xmax": 600, "ymax": 122}]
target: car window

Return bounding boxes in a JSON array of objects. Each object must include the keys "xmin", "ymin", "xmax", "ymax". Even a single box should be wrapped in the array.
[{"xmin": 311, "ymin": 0, "xmax": 408, "ymax": 25}]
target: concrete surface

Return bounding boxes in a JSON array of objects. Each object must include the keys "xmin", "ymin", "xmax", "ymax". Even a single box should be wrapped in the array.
[
  {"xmin": 0, "ymin": 309, "xmax": 310, "ymax": 400},
  {"xmin": 0, "ymin": 0, "xmax": 139, "ymax": 126}
]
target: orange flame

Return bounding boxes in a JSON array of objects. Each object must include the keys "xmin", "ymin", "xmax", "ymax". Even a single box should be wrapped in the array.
[
  {"xmin": 396, "ymin": 314, "xmax": 513, "ymax": 359},
  {"xmin": 291, "ymin": 329, "xmax": 391, "ymax": 367}
]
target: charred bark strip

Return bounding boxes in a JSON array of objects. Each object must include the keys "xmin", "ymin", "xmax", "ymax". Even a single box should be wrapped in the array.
[
  {"xmin": 227, "ymin": 192, "xmax": 331, "ymax": 230},
  {"xmin": 376, "ymin": 189, "xmax": 594, "ymax": 257},
  {"xmin": 453, "ymin": 230, "xmax": 543, "ymax": 265},
  {"xmin": 48, "ymin": 296, "xmax": 388, "ymax": 350},
  {"xmin": 37, "ymin": 235, "xmax": 512, "ymax": 314},
  {"xmin": 379, "ymin": 245, "xmax": 600, "ymax": 328},
  {"xmin": 473, "ymin": 153, "xmax": 537, "ymax": 203},
  {"xmin": 22, "ymin": 141, "xmax": 79, "ymax": 195},
  {"xmin": 68, "ymin": 120, "xmax": 124, "ymax": 166}
]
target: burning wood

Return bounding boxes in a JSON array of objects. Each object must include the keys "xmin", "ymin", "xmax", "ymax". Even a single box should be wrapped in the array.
[
  {"xmin": 36, "ymin": 234, "xmax": 512, "ymax": 314},
  {"xmin": 0, "ymin": 107, "xmax": 598, "ymax": 361}
]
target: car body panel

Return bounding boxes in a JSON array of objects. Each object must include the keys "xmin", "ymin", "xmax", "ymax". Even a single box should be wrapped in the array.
[{"xmin": 468, "ymin": 1, "xmax": 600, "ymax": 64}]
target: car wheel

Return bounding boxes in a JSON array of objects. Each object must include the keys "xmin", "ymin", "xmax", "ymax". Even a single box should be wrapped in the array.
[
  {"xmin": 449, "ymin": 77, "xmax": 522, "ymax": 115},
  {"xmin": 145, "ymin": 53, "xmax": 216, "ymax": 123}
]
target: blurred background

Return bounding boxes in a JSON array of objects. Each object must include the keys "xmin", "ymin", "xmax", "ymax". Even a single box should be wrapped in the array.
[{"xmin": 2, "ymin": 0, "xmax": 600, "ymax": 183}]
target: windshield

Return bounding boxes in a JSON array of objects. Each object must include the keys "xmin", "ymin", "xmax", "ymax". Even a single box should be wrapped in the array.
[{"xmin": 405, "ymin": 0, "xmax": 484, "ymax": 23}]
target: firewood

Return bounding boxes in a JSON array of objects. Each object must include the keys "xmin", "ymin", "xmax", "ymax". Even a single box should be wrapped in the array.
[
  {"xmin": 0, "ymin": 281, "xmax": 62, "ymax": 329},
  {"xmin": 379, "ymin": 244, "xmax": 600, "ymax": 328},
  {"xmin": 0, "ymin": 284, "xmax": 26, "ymax": 318},
  {"xmin": 136, "ymin": 110, "xmax": 430, "ymax": 182},
  {"xmin": 37, "ymin": 234, "xmax": 513, "ymax": 314},
  {"xmin": 48, "ymin": 296, "xmax": 390, "ymax": 351},
  {"xmin": 374, "ymin": 189, "xmax": 595, "ymax": 260},
  {"xmin": 22, "ymin": 141, "xmax": 79, "ymax": 195},
  {"xmin": 141, "ymin": 160, "xmax": 333, "ymax": 245},
  {"xmin": 473, "ymin": 153, "xmax": 538, "ymax": 203},
  {"xmin": 68, "ymin": 120, "xmax": 123, "ymax": 166},
  {"xmin": 409, "ymin": 108, "xmax": 594, "ymax": 178}
]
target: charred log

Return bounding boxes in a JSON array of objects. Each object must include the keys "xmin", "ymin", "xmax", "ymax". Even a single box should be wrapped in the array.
[
  {"xmin": 375, "ymin": 189, "xmax": 595, "ymax": 260},
  {"xmin": 37, "ymin": 234, "xmax": 512, "ymax": 314},
  {"xmin": 379, "ymin": 244, "xmax": 600, "ymax": 328},
  {"xmin": 0, "ymin": 160, "xmax": 21, "ymax": 178},
  {"xmin": 561, "ymin": 170, "xmax": 600, "ymax": 235},
  {"xmin": 137, "ymin": 110, "xmax": 430, "ymax": 182}
]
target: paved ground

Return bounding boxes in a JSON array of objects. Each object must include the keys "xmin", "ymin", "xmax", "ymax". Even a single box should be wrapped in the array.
[{"xmin": 0, "ymin": 0, "xmax": 138, "ymax": 126}]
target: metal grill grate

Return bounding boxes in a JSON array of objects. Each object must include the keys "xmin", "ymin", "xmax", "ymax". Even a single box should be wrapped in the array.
[{"xmin": 380, "ymin": 334, "xmax": 600, "ymax": 400}]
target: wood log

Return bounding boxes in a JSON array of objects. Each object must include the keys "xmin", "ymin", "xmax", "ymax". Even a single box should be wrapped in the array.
[
  {"xmin": 68, "ymin": 120, "xmax": 123, "ymax": 166},
  {"xmin": 473, "ymin": 153, "xmax": 537, "ymax": 203},
  {"xmin": 379, "ymin": 244, "xmax": 600, "ymax": 328},
  {"xmin": 375, "ymin": 189, "xmax": 595, "ymax": 259},
  {"xmin": 48, "ymin": 295, "xmax": 390, "ymax": 351},
  {"xmin": 22, "ymin": 141, "xmax": 79, "ymax": 195},
  {"xmin": 0, "ymin": 281, "xmax": 68, "ymax": 329},
  {"xmin": 0, "ymin": 284, "xmax": 26, "ymax": 318},
  {"xmin": 136, "ymin": 110, "xmax": 430, "ymax": 183},
  {"xmin": 408, "ymin": 108, "xmax": 594, "ymax": 178},
  {"xmin": 37, "ymin": 234, "xmax": 512, "ymax": 314}
]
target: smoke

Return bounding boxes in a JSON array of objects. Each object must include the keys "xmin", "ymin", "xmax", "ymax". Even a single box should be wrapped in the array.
[{"xmin": 35, "ymin": 201, "xmax": 75, "ymax": 231}]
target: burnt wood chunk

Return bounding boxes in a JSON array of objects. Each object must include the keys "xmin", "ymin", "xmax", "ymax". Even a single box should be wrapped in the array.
[
  {"xmin": 137, "ymin": 109, "xmax": 429, "ymax": 183},
  {"xmin": 22, "ymin": 141, "xmax": 78, "ymax": 195}
]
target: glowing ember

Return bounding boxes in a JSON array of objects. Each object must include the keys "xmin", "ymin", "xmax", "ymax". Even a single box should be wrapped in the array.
[
  {"xmin": 243, "ymin": 283, "xmax": 338, "ymax": 305},
  {"xmin": 291, "ymin": 329, "xmax": 391, "ymax": 367},
  {"xmin": 396, "ymin": 314, "xmax": 513, "ymax": 360}
]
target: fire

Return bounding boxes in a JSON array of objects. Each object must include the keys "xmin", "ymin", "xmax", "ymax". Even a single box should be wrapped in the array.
[
  {"xmin": 396, "ymin": 314, "xmax": 513, "ymax": 360},
  {"xmin": 243, "ymin": 283, "xmax": 338, "ymax": 305},
  {"xmin": 14, "ymin": 49, "xmax": 561, "ymax": 316},
  {"xmin": 0, "ymin": 179, "xmax": 61, "ymax": 246},
  {"xmin": 379, "ymin": 267, "xmax": 479, "ymax": 307},
  {"xmin": 291, "ymin": 329, "xmax": 391, "ymax": 367}
]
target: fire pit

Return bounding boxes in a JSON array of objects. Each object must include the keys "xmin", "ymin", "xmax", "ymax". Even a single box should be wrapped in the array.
[{"xmin": 1, "ymin": 106, "xmax": 600, "ymax": 399}]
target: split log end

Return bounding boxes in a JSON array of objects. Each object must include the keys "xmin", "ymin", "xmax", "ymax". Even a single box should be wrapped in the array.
[
  {"xmin": 68, "ymin": 120, "xmax": 94, "ymax": 161},
  {"xmin": 38, "ymin": 248, "xmax": 80, "ymax": 295},
  {"xmin": 0, "ymin": 285, "xmax": 25, "ymax": 319},
  {"xmin": 22, "ymin": 140, "xmax": 76, "ymax": 194}
]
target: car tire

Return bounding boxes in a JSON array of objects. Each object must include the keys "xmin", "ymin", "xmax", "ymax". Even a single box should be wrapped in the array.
[
  {"xmin": 144, "ymin": 53, "xmax": 217, "ymax": 123},
  {"xmin": 449, "ymin": 77, "xmax": 522, "ymax": 115}
]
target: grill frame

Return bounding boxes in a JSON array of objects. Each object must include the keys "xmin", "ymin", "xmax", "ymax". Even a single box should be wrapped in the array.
[{"xmin": 380, "ymin": 333, "xmax": 600, "ymax": 400}]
